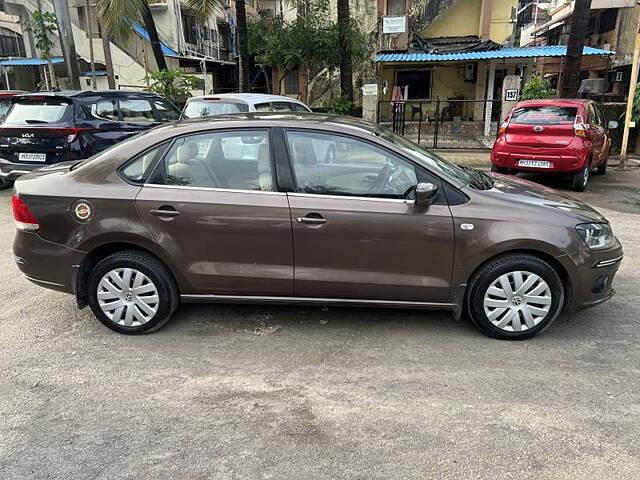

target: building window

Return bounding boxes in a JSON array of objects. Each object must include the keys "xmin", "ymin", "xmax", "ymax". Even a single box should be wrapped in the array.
[
  {"xmin": 396, "ymin": 70, "xmax": 431, "ymax": 99},
  {"xmin": 283, "ymin": 69, "xmax": 299, "ymax": 95},
  {"xmin": 599, "ymin": 9, "xmax": 617, "ymax": 34},
  {"xmin": 386, "ymin": 0, "xmax": 406, "ymax": 16},
  {"xmin": 182, "ymin": 12, "xmax": 198, "ymax": 45}
]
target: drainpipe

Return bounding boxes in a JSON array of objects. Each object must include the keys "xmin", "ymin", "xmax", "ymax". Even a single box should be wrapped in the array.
[
  {"xmin": 479, "ymin": 0, "xmax": 493, "ymax": 40},
  {"xmin": 484, "ymin": 60, "xmax": 496, "ymax": 137}
]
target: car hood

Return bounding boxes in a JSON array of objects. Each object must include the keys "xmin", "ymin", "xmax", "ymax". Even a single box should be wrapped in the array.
[{"xmin": 483, "ymin": 173, "xmax": 606, "ymax": 223}]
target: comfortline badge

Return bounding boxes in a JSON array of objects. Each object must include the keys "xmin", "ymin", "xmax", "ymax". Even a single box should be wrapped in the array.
[{"xmin": 73, "ymin": 200, "xmax": 93, "ymax": 222}]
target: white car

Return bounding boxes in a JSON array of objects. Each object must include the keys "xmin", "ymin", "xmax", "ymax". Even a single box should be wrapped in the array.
[{"xmin": 182, "ymin": 93, "xmax": 311, "ymax": 119}]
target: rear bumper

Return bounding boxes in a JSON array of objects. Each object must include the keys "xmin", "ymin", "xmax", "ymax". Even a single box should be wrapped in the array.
[
  {"xmin": 0, "ymin": 159, "xmax": 43, "ymax": 180},
  {"xmin": 13, "ymin": 230, "xmax": 85, "ymax": 295},
  {"xmin": 491, "ymin": 139, "xmax": 589, "ymax": 173}
]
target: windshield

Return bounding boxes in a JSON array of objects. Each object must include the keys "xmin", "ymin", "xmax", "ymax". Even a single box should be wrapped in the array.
[
  {"xmin": 377, "ymin": 128, "xmax": 472, "ymax": 185},
  {"xmin": 4, "ymin": 99, "xmax": 71, "ymax": 125},
  {"xmin": 183, "ymin": 101, "xmax": 249, "ymax": 118}
]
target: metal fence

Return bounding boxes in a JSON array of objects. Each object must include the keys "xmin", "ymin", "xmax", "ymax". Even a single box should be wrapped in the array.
[{"xmin": 377, "ymin": 99, "xmax": 503, "ymax": 150}]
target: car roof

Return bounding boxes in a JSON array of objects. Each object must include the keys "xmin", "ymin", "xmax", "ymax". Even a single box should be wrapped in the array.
[
  {"xmin": 149, "ymin": 112, "xmax": 377, "ymax": 137},
  {"xmin": 186, "ymin": 93, "xmax": 307, "ymax": 105},
  {"xmin": 516, "ymin": 98, "xmax": 591, "ymax": 107},
  {"xmin": 18, "ymin": 90, "xmax": 164, "ymax": 99}
]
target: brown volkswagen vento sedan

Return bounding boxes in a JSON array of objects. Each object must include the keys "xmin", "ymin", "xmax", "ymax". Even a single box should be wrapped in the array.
[{"xmin": 12, "ymin": 113, "xmax": 623, "ymax": 339}]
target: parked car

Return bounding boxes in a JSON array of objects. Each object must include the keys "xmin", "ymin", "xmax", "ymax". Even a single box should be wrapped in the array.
[
  {"xmin": 0, "ymin": 90, "xmax": 26, "ymax": 121},
  {"xmin": 12, "ymin": 113, "xmax": 622, "ymax": 339},
  {"xmin": 0, "ymin": 90, "xmax": 181, "ymax": 189},
  {"xmin": 182, "ymin": 93, "xmax": 311, "ymax": 118},
  {"xmin": 491, "ymin": 99, "xmax": 618, "ymax": 192}
]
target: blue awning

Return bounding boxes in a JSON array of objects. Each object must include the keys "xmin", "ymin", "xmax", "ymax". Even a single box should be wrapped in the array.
[
  {"xmin": 0, "ymin": 56, "xmax": 65, "ymax": 66},
  {"xmin": 375, "ymin": 46, "xmax": 614, "ymax": 62},
  {"xmin": 132, "ymin": 24, "xmax": 179, "ymax": 57}
]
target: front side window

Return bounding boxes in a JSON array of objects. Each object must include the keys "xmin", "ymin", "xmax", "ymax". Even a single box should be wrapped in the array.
[
  {"xmin": 152, "ymin": 100, "xmax": 180, "ymax": 121},
  {"xmin": 286, "ymin": 130, "xmax": 418, "ymax": 199},
  {"xmin": 149, "ymin": 130, "xmax": 273, "ymax": 191},
  {"xmin": 271, "ymin": 101, "xmax": 294, "ymax": 112},
  {"xmin": 292, "ymin": 103, "xmax": 311, "ymax": 113},
  {"xmin": 254, "ymin": 102, "xmax": 272, "ymax": 112}
]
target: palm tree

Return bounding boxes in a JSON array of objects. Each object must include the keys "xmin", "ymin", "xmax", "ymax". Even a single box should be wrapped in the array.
[
  {"xmin": 337, "ymin": 0, "xmax": 353, "ymax": 101},
  {"xmin": 95, "ymin": 0, "xmax": 168, "ymax": 72},
  {"xmin": 183, "ymin": 0, "xmax": 250, "ymax": 92},
  {"xmin": 560, "ymin": 0, "xmax": 592, "ymax": 98}
]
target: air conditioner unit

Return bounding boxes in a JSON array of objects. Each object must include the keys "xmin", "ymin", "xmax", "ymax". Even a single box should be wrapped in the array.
[
  {"xmin": 464, "ymin": 63, "xmax": 476, "ymax": 82},
  {"xmin": 578, "ymin": 78, "xmax": 607, "ymax": 94}
]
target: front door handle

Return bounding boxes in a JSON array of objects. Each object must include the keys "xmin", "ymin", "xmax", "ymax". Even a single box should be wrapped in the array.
[
  {"xmin": 297, "ymin": 214, "xmax": 327, "ymax": 225},
  {"xmin": 149, "ymin": 206, "xmax": 181, "ymax": 218}
]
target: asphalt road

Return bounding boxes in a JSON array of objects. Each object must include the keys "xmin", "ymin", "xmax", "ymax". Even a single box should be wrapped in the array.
[{"xmin": 1, "ymin": 168, "xmax": 639, "ymax": 479}]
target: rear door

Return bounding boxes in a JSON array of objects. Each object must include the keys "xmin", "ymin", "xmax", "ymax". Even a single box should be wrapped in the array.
[
  {"xmin": 0, "ymin": 95, "xmax": 80, "ymax": 165},
  {"xmin": 283, "ymin": 129, "xmax": 455, "ymax": 303},
  {"xmin": 135, "ymin": 128, "xmax": 294, "ymax": 296},
  {"xmin": 506, "ymin": 105, "xmax": 577, "ymax": 149},
  {"xmin": 587, "ymin": 103, "xmax": 605, "ymax": 164}
]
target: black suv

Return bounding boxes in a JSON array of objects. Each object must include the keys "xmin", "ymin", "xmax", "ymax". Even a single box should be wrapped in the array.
[{"xmin": 0, "ymin": 90, "xmax": 181, "ymax": 188}]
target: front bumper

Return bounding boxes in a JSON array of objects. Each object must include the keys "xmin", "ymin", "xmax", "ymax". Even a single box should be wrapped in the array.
[
  {"xmin": 558, "ymin": 245, "xmax": 624, "ymax": 311},
  {"xmin": 13, "ymin": 230, "xmax": 85, "ymax": 295}
]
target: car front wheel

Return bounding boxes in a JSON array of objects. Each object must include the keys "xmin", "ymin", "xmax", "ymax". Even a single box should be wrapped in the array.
[
  {"xmin": 87, "ymin": 250, "xmax": 179, "ymax": 334},
  {"xmin": 467, "ymin": 254, "xmax": 564, "ymax": 340}
]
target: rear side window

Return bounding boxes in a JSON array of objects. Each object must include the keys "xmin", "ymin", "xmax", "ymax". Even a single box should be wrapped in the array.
[
  {"xmin": 95, "ymin": 100, "xmax": 117, "ymax": 120},
  {"xmin": 120, "ymin": 144, "xmax": 166, "ymax": 183},
  {"xmin": 254, "ymin": 102, "xmax": 272, "ymax": 112},
  {"xmin": 183, "ymin": 101, "xmax": 249, "ymax": 118},
  {"xmin": 4, "ymin": 98, "xmax": 71, "ymax": 125},
  {"xmin": 510, "ymin": 106, "xmax": 577, "ymax": 125},
  {"xmin": 120, "ymin": 99, "xmax": 156, "ymax": 122}
]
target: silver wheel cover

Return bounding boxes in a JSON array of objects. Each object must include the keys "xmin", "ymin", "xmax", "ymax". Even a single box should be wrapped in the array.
[
  {"xmin": 483, "ymin": 271, "xmax": 552, "ymax": 332},
  {"xmin": 97, "ymin": 268, "xmax": 159, "ymax": 327}
]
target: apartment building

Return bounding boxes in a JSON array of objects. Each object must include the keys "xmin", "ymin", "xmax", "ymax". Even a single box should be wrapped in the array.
[{"xmin": 0, "ymin": 0, "xmax": 236, "ymax": 93}]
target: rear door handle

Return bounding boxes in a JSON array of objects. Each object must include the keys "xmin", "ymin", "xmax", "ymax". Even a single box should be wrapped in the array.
[
  {"xmin": 297, "ymin": 215, "xmax": 327, "ymax": 225},
  {"xmin": 149, "ymin": 207, "xmax": 181, "ymax": 217}
]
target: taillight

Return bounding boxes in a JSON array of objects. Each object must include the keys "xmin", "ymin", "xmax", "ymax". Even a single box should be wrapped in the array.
[
  {"xmin": 11, "ymin": 195, "xmax": 39, "ymax": 231},
  {"xmin": 574, "ymin": 115, "xmax": 588, "ymax": 137},
  {"xmin": 498, "ymin": 120, "xmax": 509, "ymax": 134}
]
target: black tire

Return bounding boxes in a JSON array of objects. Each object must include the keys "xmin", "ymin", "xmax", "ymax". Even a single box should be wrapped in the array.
[
  {"xmin": 87, "ymin": 250, "xmax": 179, "ymax": 334},
  {"xmin": 466, "ymin": 253, "xmax": 564, "ymax": 340},
  {"xmin": 490, "ymin": 165, "xmax": 509, "ymax": 174},
  {"xmin": 0, "ymin": 178, "xmax": 14, "ymax": 190},
  {"xmin": 595, "ymin": 158, "xmax": 607, "ymax": 175},
  {"xmin": 572, "ymin": 163, "xmax": 590, "ymax": 192}
]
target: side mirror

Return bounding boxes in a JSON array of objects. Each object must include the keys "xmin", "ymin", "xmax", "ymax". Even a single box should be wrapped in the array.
[
  {"xmin": 607, "ymin": 120, "xmax": 619, "ymax": 130},
  {"xmin": 415, "ymin": 182, "xmax": 439, "ymax": 207}
]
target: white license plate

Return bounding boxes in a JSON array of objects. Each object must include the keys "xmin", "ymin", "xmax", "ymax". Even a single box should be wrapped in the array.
[
  {"xmin": 18, "ymin": 152, "xmax": 46, "ymax": 162},
  {"xmin": 518, "ymin": 159, "xmax": 552, "ymax": 168}
]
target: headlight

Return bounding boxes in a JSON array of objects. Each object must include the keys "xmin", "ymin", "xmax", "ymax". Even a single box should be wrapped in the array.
[{"xmin": 576, "ymin": 223, "xmax": 616, "ymax": 250}]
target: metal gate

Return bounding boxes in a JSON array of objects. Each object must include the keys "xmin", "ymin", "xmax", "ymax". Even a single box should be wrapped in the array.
[{"xmin": 378, "ymin": 99, "xmax": 503, "ymax": 150}]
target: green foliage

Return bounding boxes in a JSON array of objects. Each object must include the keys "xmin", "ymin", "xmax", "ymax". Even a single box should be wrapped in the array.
[
  {"xmin": 144, "ymin": 69, "xmax": 199, "ymax": 104},
  {"xmin": 520, "ymin": 75, "xmax": 556, "ymax": 100},
  {"xmin": 631, "ymin": 83, "xmax": 640, "ymax": 123},
  {"xmin": 248, "ymin": 0, "xmax": 365, "ymax": 77},
  {"xmin": 25, "ymin": 10, "xmax": 57, "ymax": 61},
  {"xmin": 328, "ymin": 94, "xmax": 354, "ymax": 115},
  {"xmin": 94, "ymin": 0, "xmax": 147, "ymax": 42}
]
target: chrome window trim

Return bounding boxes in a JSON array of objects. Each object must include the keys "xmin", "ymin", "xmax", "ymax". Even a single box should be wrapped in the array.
[
  {"xmin": 142, "ymin": 183, "xmax": 286, "ymax": 196},
  {"xmin": 286, "ymin": 191, "xmax": 413, "ymax": 204}
]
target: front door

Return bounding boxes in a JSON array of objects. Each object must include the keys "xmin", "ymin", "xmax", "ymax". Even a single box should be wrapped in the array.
[
  {"xmin": 587, "ymin": 103, "xmax": 605, "ymax": 164},
  {"xmin": 136, "ymin": 129, "xmax": 294, "ymax": 296},
  {"xmin": 283, "ymin": 129, "xmax": 455, "ymax": 302}
]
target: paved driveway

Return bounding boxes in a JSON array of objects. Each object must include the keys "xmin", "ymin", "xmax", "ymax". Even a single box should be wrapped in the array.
[{"xmin": 1, "ymin": 169, "xmax": 639, "ymax": 479}]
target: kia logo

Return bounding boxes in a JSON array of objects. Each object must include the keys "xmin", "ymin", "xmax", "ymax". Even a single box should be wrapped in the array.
[{"xmin": 22, "ymin": 133, "xmax": 35, "ymax": 138}]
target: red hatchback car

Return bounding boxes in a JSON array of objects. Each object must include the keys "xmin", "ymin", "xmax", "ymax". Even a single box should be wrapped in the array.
[{"xmin": 491, "ymin": 99, "xmax": 618, "ymax": 191}]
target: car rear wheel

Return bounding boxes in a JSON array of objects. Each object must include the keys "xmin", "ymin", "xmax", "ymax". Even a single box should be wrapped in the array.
[
  {"xmin": 87, "ymin": 250, "xmax": 179, "ymax": 334},
  {"xmin": 0, "ymin": 178, "xmax": 14, "ymax": 190},
  {"xmin": 467, "ymin": 254, "xmax": 564, "ymax": 340},
  {"xmin": 572, "ymin": 163, "xmax": 590, "ymax": 192}
]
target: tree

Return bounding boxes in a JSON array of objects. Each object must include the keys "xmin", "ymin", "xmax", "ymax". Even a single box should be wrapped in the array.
[
  {"xmin": 520, "ymin": 75, "xmax": 555, "ymax": 100},
  {"xmin": 248, "ymin": 0, "xmax": 364, "ymax": 97},
  {"xmin": 95, "ymin": 0, "xmax": 167, "ymax": 72},
  {"xmin": 144, "ymin": 69, "xmax": 199, "ymax": 104},
  {"xmin": 53, "ymin": 0, "xmax": 81, "ymax": 89},
  {"xmin": 25, "ymin": 10, "xmax": 58, "ymax": 89},
  {"xmin": 560, "ymin": 0, "xmax": 592, "ymax": 98},
  {"xmin": 337, "ymin": 0, "xmax": 353, "ymax": 101}
]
